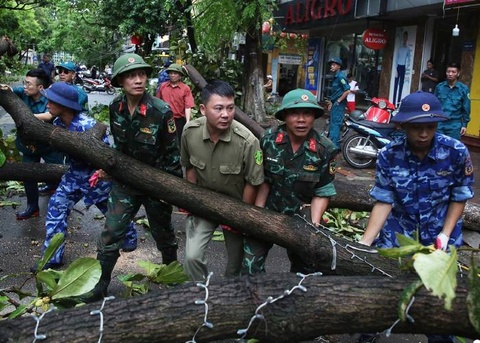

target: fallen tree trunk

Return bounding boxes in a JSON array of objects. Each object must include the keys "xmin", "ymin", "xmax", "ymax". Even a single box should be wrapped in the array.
[
  {"xmin": 2, "ymin": 161, "xmax": 479, "ymax": 234},
  {"xmin": 1, "ymin": 83, "xmax": 404, "ymax": 277},
  {"xmin": 0, "ymin": 274, "xmax": 476, "ymax": 342}
]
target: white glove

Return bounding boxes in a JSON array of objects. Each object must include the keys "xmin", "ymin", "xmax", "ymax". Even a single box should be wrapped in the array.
[{"xmin": 435, "ymin": 233, "xmax": 449, "ymax": 251}]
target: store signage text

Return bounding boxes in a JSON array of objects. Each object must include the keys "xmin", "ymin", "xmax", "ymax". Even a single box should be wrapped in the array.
[
  {"xmin": 362, "ymin": 28, "xmax": 387, "ymax": 50},
  {"xmin": 284, "ymin": 0, "xmax": 353, "ymax": 26}
]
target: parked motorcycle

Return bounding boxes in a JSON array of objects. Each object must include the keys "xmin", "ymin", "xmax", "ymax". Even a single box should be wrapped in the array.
[
  {"xmin": 349, "ymin": 95, "xmax": 396, "ymax": 124},
  {"xmin": 83, "ymin": 75, "xmax": 116, "ymax": 94},
  {"xmin": 342, "ymin": 113, "xmax": 403, "ymax": 169}
]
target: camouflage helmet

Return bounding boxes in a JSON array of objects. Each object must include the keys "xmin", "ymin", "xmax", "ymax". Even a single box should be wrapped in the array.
[
  {"xmin": 165, "ymin": 63, "xmax": 185, "ymax": 76},
  {"xmin": 391, "ymin": 91, "xmax": 448, "ymax": 124},
  {"xmin": 275, "ymin": 89, "xmax": 325, "ymax": 120},
  {"xmin": 111, "ymin": 53, "xmax": 153, "ymax": 87}
]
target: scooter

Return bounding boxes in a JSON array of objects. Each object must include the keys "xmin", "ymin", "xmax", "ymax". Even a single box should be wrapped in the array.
[
  {"xmin": 349, "ymin": 95, "xmax": 396, "ymax": 124},
  {"xmin": 83, "ymin": 75, "xmax": 116, "ymax": 95},
  {"xmin": 341, "ymin": 114, "xmax": 404, "ymax": 169}
]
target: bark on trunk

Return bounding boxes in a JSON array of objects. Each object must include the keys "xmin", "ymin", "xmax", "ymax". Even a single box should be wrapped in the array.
[
  {"xmin": 0, "ymin": 274, "xmax": 476, "ymax": 343},
  {"xmin": 243, "ymin": 19, "xmax": 267, "ymax": 123}
]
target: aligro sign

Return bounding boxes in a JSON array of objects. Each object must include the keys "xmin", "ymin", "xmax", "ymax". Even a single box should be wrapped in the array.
[{"xmin": 362, "ymin": 28, "xmax": 387, "ymax": 50}]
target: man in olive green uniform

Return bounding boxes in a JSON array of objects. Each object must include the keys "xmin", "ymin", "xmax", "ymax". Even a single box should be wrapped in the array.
[
  {"xmin": 181, "ymin": 80, "xmax": 264, "ymax": 281},
  {"xmin": 243, "ymin": 88, "xmax": 339, "ymax": 274},
  {"xmin": 84, "ymin": 53, "xmax": 181, "ymax": 302}
]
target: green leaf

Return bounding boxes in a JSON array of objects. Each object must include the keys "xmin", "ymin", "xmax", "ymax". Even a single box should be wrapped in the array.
[
  {"xmin": 51, "ymin": 258, "xmax": 101, "ymax": 300},
  {"xmin": 413, "ymin": 249, "xmax": 458, "ymax": 310},
  {"xmin": 36, "ymin": 270, "xmax": 61, "ymax": 292},
  {"xmin": 8, "ymin": 304, "xmax": 28, "ymax": 319},
  {"xmin": 398, "ymin": 279, "xmax": 424, "ymax": 321},
  {"xmin": 212, "ymin": 230, "xmax": 225, "ymax": 241},
  {"xmin": 35, "ymin": 233, "xmax": 65, "ymax": 273},
  {"xmin": 118, "ymin": 273, "xmax": 146, "ymax": 282},
  {"xmin": 467, "ymin": 256, "xmax": 480, "ymax": 334},
  {"xmin": 152, "ymin": 261, "xmax": 190, "ymax": 285},
  {"xmin": 0, "ymin": 149, "xmax": 6, "ymax": 167},
  {"xmin": 138, "ymin": 260, "xmax": 163, "ymax": 277},
  {"xmin": 397, "ymin": 233, "xmax": 420, "ymax": 246}
]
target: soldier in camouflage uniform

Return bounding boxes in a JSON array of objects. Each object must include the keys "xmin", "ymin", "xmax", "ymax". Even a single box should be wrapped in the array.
[
  {"xmin": 83, "ymin": 53, "xmax": 181, "ymax": 302},
  {"xmin": 358, "ymin": 92, "xmax": 474, "ymax": 343},
  {"xmin": 243, "ymin": 88, "xmax": 339, "ymax": 275},
  {"xmin": 326, "ymin": 57, "xmax": 350, "ymax": 148},
  {"xmin": 33, "ymin": 82, "xmax": 137, "ymax": 271}
]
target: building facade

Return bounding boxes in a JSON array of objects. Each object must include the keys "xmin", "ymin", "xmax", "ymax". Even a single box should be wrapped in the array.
[{"xmin": 270, "ymin": 0, "xmax": 480, "ymax": 148}]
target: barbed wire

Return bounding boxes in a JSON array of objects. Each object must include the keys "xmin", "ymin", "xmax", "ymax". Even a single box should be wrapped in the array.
[
  {"xmin": 294, "ymin": 214, "xmax": 393, "ymax": 278},
  {"xmin": 237, "ymin": 272, "xmax": 322, "ymax": 339},
  {"xmin": 186, "ymin": 272, "xmax": 214, "ymax": 343},
  {"xmin": 90, "ymin": 296, "xmax": 115, "ymax": 343}
]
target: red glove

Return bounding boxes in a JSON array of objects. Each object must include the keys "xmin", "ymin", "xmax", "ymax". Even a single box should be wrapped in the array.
[
  {"xmin": 89, "ymin": 170, "xmax": 100, "ymax": 187},
  {"xmin": 434, "ymin": 233, "xmax": 449, "ymax": 251},
  {"xmin": 220, "ymin": 224, "xmax": 240, "ymax": 235}
]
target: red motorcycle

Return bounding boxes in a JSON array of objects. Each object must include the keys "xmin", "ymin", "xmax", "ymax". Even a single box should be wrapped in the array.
[
  {"xmin": 349, "ymin": 95, "xmax": 396, "ymax": 124},
  {"xmin": 83, "ymin": 74, "xmax": 116, "ymax": 95}
]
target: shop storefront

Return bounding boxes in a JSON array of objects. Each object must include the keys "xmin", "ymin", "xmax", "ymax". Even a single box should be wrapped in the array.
[{"xmin": 272, "ymin": 0, "xmax": 480, "ymax": 147}]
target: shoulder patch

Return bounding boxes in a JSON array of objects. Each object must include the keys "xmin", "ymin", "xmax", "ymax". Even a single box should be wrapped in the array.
[
  {"xmin": 255, "ymin": 150, "xmax": 263, "ymax": 165},
  {"xmin": 341, "ymin": 79, "xmax": 347, "ymax": 85},
  {"xmin": 465, "ymin": 156, "xmax": 473, "ymax": 176},
  {"xmin": 167, "ymin": 118, "xmax": 176, "ymax": 134},
  {"xmin": 329, "ymin": 158, "xmax": 337, "ymax": 175}
]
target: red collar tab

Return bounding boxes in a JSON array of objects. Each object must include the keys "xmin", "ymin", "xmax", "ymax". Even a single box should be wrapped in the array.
[
  {"xmin": 275, "ymin": 132, "xmax": 285, "ymax": 144},
  {"xmin": 309, "ymin": 138, "xmax": 316, "ymax": 152}
]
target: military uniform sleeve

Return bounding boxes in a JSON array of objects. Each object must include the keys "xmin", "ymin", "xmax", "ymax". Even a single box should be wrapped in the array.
[
  {"xmin": 108, "ymin": 104, "xmax": 123, "ymax": 151},
  {"xmin": 313, "ymin": 139, "xmax": 338, "ymax": 197},
  {"xmin": 369, "ymin": 149, "xmax": 395, "ymax": 204},
  {"xmin": 461, "ymin": 85, "xmax": 471, "ymax": 127},
  {"xmin": 180, "ymin": 124, "xmax": 192, "ymax": 168},
  {"xmin": 156, "ymin": 109, "xmax": 182, "ymax": 177},
  {"xmin": 451, "ymin": 143, "xmax": 474, "ymax": 202}
]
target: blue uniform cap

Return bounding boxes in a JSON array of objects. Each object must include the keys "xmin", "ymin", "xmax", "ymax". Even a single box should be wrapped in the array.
[
  {"xmin": 41, "ymin": 82, "xmax": 82, "ymax": 112},
  {"xmin": 328, "ymin": 57, "xmax": 343, "ymax": 66},
  {"xmin": 57, "ymin": 61, "xmax": 76, "ymax": 72},
  {"xmin": 391, "ymin": 91, "xmax": 448, "ymax": 124}
]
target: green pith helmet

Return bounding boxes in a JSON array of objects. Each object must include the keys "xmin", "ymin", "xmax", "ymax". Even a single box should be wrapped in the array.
[
  {"xmin": 165, "ymin": 63, "xmax": 185, "ymax": 76},
  {"xmin": 275, "ymin": 89, "xmax": 325, "ymax": 120},
  {"xmin": 111, "ymin": 53, "xmax": 153, "ymax": 87}
]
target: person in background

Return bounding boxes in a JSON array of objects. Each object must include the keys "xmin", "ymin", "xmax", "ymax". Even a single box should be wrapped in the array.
[
  {"xmin": 156, "ymin": 60, "xmax": 172, "ymax": 93},
  {"xmin": 243, "ymin": 88, "xmax": 338, "ymax": 275},
  {"xmin": 181, "ymin": 80, "xmax": 264, "ymax": 281},
  {"xmin": 56, "ymin": 61, "xmax": 89, "ymax": 111},
  {"xmin": 346, "ymin": 73, "xmax": 359, "ymax": 113},
  {"xmin": 32, "ymin": 82, "xmax": 138, "ymax": 271},
  {"xmin": 82, "ymin": 53, "xmax": 181, "ymax": 302},
  {"xmin": 38, "ymin": 54, "xmax": 55, "ymax": 82},
  {"xmin": 2, "ymin": 68, "xmax": 64, "ymax": 219},
  {"xmin": 420, "ymin": 59, "xmax": 439, "ymax": 93},
  {"xmin": 156, "ymin": 63, "xmax": 195, "ymax": 147},
  {"xmin": 358, "ymin": 92, "xmax": 474, "ymax": 343},
  {"xmin": 263, "ymin": 75, "xmax": 273, "ymax": 97},
  {"xmin": 327, "ymin": 57, "xmax": 350, "ymax": 148},
  {"xmin": 434, "ymin": 62, "xmax": 470, "ymax": 140}
]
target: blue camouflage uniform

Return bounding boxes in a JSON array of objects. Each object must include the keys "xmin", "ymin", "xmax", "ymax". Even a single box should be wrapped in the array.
[
  {"xmin": 328, "ymin": 71, "xmax": 350, "ymax": 148},
  {"xmin": 434, "ymin": 81, "xmax": 470, "ymax": 140},
  {"xmin": 43, "ymin": 113, "xmax": 137, "ymax": 265},
  {"xmin": 371, "ymin": 133, "xmax": 474, "ymax": 248},
  {"xmin": 243, "ymin": 124, "xmax": 338, "ymax": 274},
  {"xmin": 97, "ymin": 92, "xmax": 181, "ymax": 257}
]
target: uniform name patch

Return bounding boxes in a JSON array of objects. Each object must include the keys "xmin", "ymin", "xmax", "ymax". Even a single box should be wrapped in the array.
[
  {"xmin": 140, "ymin": 127, "xmax": 152, "ymax": 134},
  {"xmin": 303, "ymin": 164, "xmax": 318, "ymax": 171},
  {"xmin": 167, "ymin": 118, "xmax": 177, "ymax": 134}
]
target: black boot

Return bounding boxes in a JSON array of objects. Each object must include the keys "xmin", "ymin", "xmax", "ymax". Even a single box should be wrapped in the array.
[
  {"xmin": 80, "ymin": 251, "xmax": 119, "ymax": 303},
  {"xmin": 161, "ymin": 246, "xmax": 178, "ymax": 265},
  {"xmin": 16, "ymin": 181, "xmax": 39, "ymax": 220}
]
